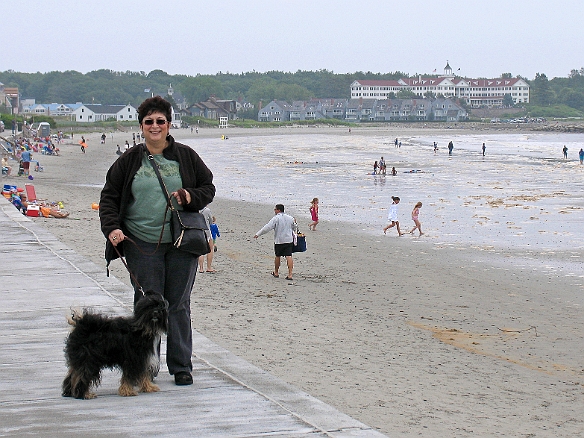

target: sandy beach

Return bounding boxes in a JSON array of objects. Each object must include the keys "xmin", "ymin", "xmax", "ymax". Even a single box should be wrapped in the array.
[{"xmin": 3, "ymin": 126, "xmax": 583, "ymax": 437}]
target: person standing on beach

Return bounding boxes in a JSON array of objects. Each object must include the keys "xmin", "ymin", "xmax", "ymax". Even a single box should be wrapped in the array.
[
  {"xmin": 383, "ymin": 196, "xmax": 403, "ymax": 236},
  {"xmin": 448, "ymin": 141, "xmax": 454, "ymax": 155},
  {"xmin": 563, "ymin": 145, "xmax": 568, "ymax": 159},
  {"xmin": 198, "ymin": 205, "xmax": 215, "ymax": 273},
  {"xmin": 434, "ymin": 142, "xmax": 438, "ymax": 154},
  {"xmin": 409, "ymin": 202, "xmax": 424, "ymax": 236},
  {"xmin": 210, "ymin": 216, "xmax": 220, "ymax": 251},
  {"xmin": 80, "ymin": 136, "xmax": 86, "ymax": 154},
  {"xmin": 254, "ymin": 204, "xmax": 295, "ymax": 280},
  {"xmin": 579, "ymin": 148, "xmax": 584, "ymax": 165},
  {"xmin": 99, "ymin": 96, "xmax": 215, "ymax": 386},
  {"xmin": 379, "ymin": 156, "xmax": 386, "ymax": 175},
  {"xmin": 482, "ymin": 142, "xmax": 486, "ymax": 156},
  {"xmin": 308, "ymin": 197, "xmax": 319, "ymax": 231},
  {"xmin": 20, "ymin": 149, "xmax": 32, "ymax": 176},
  {"xmin": 373, "ymin": 160, "xmax": 378, "ymax": 175}
]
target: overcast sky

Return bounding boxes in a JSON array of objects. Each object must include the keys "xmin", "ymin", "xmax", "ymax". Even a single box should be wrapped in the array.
[{"xmin": 4, "ymin": 0, "xmax": 582, "ymax": 80}]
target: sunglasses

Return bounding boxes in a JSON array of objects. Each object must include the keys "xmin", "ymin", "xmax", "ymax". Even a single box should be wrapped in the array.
[{"xmin": 143, "ymin": 118, "xmax": 168, "ymax": 126}]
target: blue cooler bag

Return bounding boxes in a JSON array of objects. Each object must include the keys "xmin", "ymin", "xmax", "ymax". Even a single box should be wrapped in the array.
[{"xmin": 292, "ymin": 234, "xmax": 307, "ymax": 253}]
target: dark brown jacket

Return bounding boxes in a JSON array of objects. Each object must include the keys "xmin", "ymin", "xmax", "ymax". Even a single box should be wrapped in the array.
[{"xmin": 99, "ymin": 136, "xmax": 215, "ymax": 263}]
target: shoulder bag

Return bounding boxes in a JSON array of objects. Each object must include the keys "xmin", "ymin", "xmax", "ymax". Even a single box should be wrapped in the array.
[
  {"xmin": 292, "ymin": 228, "xmax": 307, "ymax": 253},
  {"xmin": 146, "ymin": 151, "xmax": 210, "ymax": 256}
]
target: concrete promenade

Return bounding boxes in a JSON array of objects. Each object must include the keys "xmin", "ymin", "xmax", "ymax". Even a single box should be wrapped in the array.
[{"xmin": 0, "ymin": 197, "xmax": 387, "ymax": 437}]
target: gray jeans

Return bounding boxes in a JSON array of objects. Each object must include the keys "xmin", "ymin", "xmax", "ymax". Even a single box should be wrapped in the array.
[{"xmin": 124, "ymin": 234, "xmax": 198, "ymax": 375}]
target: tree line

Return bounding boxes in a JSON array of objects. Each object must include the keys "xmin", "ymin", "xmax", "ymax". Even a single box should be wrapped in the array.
[{"xmin": 1, "ymin": 68, "xmax": 583, "ymax": 116}]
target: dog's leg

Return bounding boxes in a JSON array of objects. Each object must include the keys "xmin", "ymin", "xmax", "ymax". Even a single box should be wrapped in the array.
[
  {"xmin": 62, "ymin": 368, "xmax": 73, "ymax": 397},
  {"xmin": 118, "ymin": 376, "xmax": 138, "ymax": 397},
  {"xmin": 138, "ymin": 374, "xmax": 160, "ymax": 393},
  {"xmin": 70, "ymin": 369, "xmax": 97, "ymax": 400},
  {"xmin": 148, "ymin": 336, "xmax": 161, "ymax": 380}
]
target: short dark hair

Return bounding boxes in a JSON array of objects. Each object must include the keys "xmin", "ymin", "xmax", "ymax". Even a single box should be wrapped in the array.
[
  {"xmin": 275, "ymin": 204, "xmax": 285, "ymax": 212},
  {"xmin": 137, "ymin": 96, "xmax": 172, "ymax": 124}
]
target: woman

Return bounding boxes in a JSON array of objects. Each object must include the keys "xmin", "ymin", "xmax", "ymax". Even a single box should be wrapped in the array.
[
  {"xmin": 409, "ymin": 202, "xmax": 424, "ymax": 236},
  {"xmin": 308, "ymin": 197, "xmax": 319, "ymax": 231},
  {"xmin": 99, "ymin": 96, "xmax": 215, "ymax": 386},
  {"xmin": 382, "ymin": 196, "xmax": 403, "ymax": 236}
]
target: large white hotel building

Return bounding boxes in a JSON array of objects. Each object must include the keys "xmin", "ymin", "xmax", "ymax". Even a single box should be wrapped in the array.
[{"xmin": 350, "ymin": 62, "xmax": 530, "ymax": 108}]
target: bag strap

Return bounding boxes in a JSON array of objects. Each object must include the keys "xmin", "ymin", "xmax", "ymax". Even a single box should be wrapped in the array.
[
  {"xmin": 144, "ymin": 148, "xmax": 174, "ymax": 246},
  {"xmin": 146, "ymin": 148, "xmax": 191, "ymax": 230},
  {"xmin": 145, "ymin": 147, "xmax": 174, "ymax": 209}
]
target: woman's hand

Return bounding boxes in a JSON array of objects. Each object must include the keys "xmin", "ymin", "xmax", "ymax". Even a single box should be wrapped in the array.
[
  {"xmin": 171, "ymin": 188, "xmax": 191, "ymax": 206},
  {"xmin": 108, "ymin": 229, "xmax": 126, "ymax": 246}
]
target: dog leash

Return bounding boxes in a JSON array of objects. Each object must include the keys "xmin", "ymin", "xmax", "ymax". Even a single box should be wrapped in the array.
[{"xmin": 112, "ymin": 239, "xmax": 145, "ymax": 297}]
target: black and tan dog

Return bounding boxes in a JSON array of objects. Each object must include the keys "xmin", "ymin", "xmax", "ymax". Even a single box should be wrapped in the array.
[{"xmin": 62, "ymin": 290, "xmax": 168, "ymax": 399}]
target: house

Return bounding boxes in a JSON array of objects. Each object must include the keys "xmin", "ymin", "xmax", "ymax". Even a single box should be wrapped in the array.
[
  {"xmin": 451, "ymin": 77, "xmax": 530, "ymax": 107},
  {"xmin": 187, "ymin": 97, "xmax": 237, "ymax": 120},
  {"xmin": 257, "ymin": 97, "xmax": 465, "ymax": 123},
  {"xmin": 350, "ymin": 62, "xmax": 529, "ymax": 107},
  {"xmin": 345, "ymin": 99, "xmax": 377, "ymax": 122},
  {"xmin": 318, "ymin": 98, "xmax": 349, "ymax": 120},
  {"xmin": 213, "ymin": 99, "xmax": 237, "ymax": 119},
  {"xmin": 23, "ymin": 103, "xmax": 84, "ymax": 117},
  {"xmin": 22, "ymin": 103, "xmax": 49, "ymax": 116},
  {"xmin": 0, "ymin": 83, "xmax": 20, "ymax": 114},
  {"xmin": 380, "ymin": 99, "xmax": 430, "ymax": 121},
  {"xmin": 350, "ymin": 80, "xmax": 404, "ymax": 100},
  {"xmin": 289, "ymin": 101, "xmax": 326, "ymax": 121},
  {"xmin": 428, "ymin": 98, "xmax": 468, "ymax": 121},
  {"xmin": 257, "ymin": 100, "xmax": 292, "ymax": 122},
  {"xmin": 188, "ymin": 101, "xmax": 225, "ymax": 120},
  {"xmin": 383, "ymin": 98, "xmax": 467, "ymax": 122},
  {"xmin": 70, "ymin": 104, "xmax": 138, "ymax": 123},
  {"xmin": 236, "ymin": 100, "xmax": 255, "ymax": 112}
]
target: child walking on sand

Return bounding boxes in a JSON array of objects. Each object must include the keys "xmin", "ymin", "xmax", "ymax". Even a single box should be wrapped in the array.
[
  {"xmin": 308, "ymin": 197, "xmax": 319, "ymax": 231},
  {"xmin": 409, "ymin": 202, "xmax": 424, "ymax": 236},
  {"xmin": 210, "ymin": 216, "xmax": 220, "ymax": 251},
  {"xmin": 383, "ymin": 196, "xmax": 403, "ymax": 236}
]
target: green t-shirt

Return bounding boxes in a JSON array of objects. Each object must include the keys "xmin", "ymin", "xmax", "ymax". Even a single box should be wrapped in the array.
[{"xmin": 125, "ymin": 154, "xmax": 183, "ymax": 243}]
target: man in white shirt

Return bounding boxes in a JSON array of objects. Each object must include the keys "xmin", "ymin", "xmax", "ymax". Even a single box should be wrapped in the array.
[{"xmin": 254, "ymin": 204, "xmax": 295, "ymax": 280}]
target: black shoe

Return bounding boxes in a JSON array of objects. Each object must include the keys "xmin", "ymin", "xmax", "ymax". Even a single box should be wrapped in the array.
[{"xmin": 174, "ymin": 371, "xmax": 193, "ymax": 386}]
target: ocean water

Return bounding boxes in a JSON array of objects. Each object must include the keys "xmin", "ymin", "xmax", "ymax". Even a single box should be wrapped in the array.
[{"xmin": 186, "ymin": 131, "xmax": 584, "ymax": 275}]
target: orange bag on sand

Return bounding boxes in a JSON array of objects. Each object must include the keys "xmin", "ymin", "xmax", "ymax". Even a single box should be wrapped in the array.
[{"xmin": 40, "ymin": 206, "xmax": 51, "ymax": 218}]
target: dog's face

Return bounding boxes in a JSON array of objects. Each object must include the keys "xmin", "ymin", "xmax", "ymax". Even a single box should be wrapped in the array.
[{"xmin": 133, "ymin": 291, "xmax": 168, "ymax": 336}]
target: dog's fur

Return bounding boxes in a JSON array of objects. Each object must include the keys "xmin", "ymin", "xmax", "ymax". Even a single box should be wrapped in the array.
[{"xmin": 62, "ymin": 290, "xmax": 168, "ymax": 399}]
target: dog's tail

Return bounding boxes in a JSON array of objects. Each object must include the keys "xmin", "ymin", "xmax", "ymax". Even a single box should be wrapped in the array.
[{"xmin": 66, "ymin": 308, "xmax": 84, "ymax": 326}]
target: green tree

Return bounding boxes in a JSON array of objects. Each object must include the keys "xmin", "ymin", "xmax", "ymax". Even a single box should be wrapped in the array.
[
  {"xmin": 562, "ymin": 89, "xmax": 584, "ymax": 110},
  {"xmin": 530, "ymin": 73, "xmax": 554, "ymax": 105},
  {"xmin": 397, "ymin": 89, "xmax": 416, "ymax": 99},
  {"xmin": 164, "ymin": 94, "xmax": 178, "ymax": 110},
  {"xmin": 180, "ymin": 76, "xmax": 224, "ymax": 104},
  {"xmin": 503, "ymin": 94, "xmax": 514, "ymax": 107}
]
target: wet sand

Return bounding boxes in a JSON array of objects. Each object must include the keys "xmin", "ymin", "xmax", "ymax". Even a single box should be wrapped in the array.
[{"xmin": 4, "ymin": 127, "xmax": 583, "ymax": 437}]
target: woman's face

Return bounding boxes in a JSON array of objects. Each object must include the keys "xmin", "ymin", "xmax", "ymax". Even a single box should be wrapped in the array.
[{"xmin": 141, "ymin": 111, "xmax": 170, "ymax": 143}]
